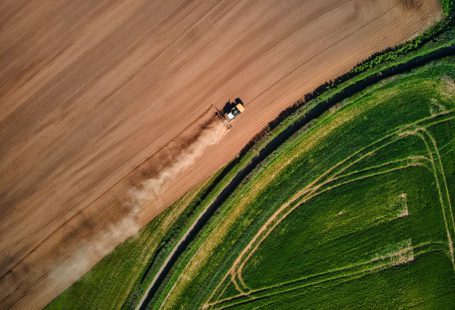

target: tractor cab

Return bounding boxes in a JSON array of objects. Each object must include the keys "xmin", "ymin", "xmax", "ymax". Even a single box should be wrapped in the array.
[{"xmin": 226, "ymin": 98, "xmax": 245, "ymax": 121}]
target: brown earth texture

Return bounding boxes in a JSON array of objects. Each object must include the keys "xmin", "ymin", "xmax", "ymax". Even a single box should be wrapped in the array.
[{"xmin": 0, "ymin": 0, "xmax": 441, "ymax": 308}]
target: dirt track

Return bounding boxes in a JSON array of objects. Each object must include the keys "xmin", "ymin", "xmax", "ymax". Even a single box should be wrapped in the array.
[{"xmin": 0, "ymin": 0, "xmax": 441, "ymax": 308}]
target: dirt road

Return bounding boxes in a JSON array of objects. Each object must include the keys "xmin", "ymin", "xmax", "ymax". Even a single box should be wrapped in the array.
[{"xmin": 0, "ymin": 0, "xmax": 441, "ymax": 308}]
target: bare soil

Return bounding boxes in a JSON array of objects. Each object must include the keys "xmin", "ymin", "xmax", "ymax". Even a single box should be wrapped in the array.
[{"xmin": 0, "ymin": 0, "xmax": 441, "ymax": 308}]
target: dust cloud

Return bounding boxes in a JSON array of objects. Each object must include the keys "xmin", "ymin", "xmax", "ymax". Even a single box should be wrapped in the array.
[
  {"xmin": 131, "ymin": 120, "xmax": 228, "ymax": 208},
  {"xmin": 47, "ymin": 119, "xmax": 227, "ymax": 293},
  {"xmin": 45, "ymin": 119, "xmax": 227, "ymax": 298}
]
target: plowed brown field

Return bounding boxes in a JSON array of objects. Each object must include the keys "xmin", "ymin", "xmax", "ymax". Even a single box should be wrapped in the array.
[{"xmin": 0, "ymin": 0, "xmax": 441, "ymax": 308}]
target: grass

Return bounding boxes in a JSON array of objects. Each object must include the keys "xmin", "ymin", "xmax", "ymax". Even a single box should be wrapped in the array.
[{"xmin": 153, "ymin": 58, "xmax": 455, "ymax": 309}]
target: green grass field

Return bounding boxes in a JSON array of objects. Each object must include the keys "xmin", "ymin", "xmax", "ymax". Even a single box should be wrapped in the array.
[{"xmin": 153, "ymin": 58, "xmax": 455, "ymax": 309}]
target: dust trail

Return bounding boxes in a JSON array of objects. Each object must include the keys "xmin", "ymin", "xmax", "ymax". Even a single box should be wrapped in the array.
[
  {"xmin": 131, "ymin": 120, "xmax": 228, "ymax": 208},
  {"xmin": 44, "ymin": 119, "xmax": 227, "ymax": 301}
]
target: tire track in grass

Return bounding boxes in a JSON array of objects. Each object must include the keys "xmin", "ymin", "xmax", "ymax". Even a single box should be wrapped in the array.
[
  {"xmin": 231, "ymin": 131, "xmax": 413, "ymax": 291},
  {"xmin": 211, "ymin": 241, "xmax": 447, "ymax": 309},
  {"xmin": 227, "ymin": 113, "xmax": 455, "ymax": 301},
  {"xmin": 413, "ymin": 127, "xmax": 455, "ymax": 269},
  {"xmin": 214, "ymin": 240, "xmax": 449, "ymax": 309}
]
